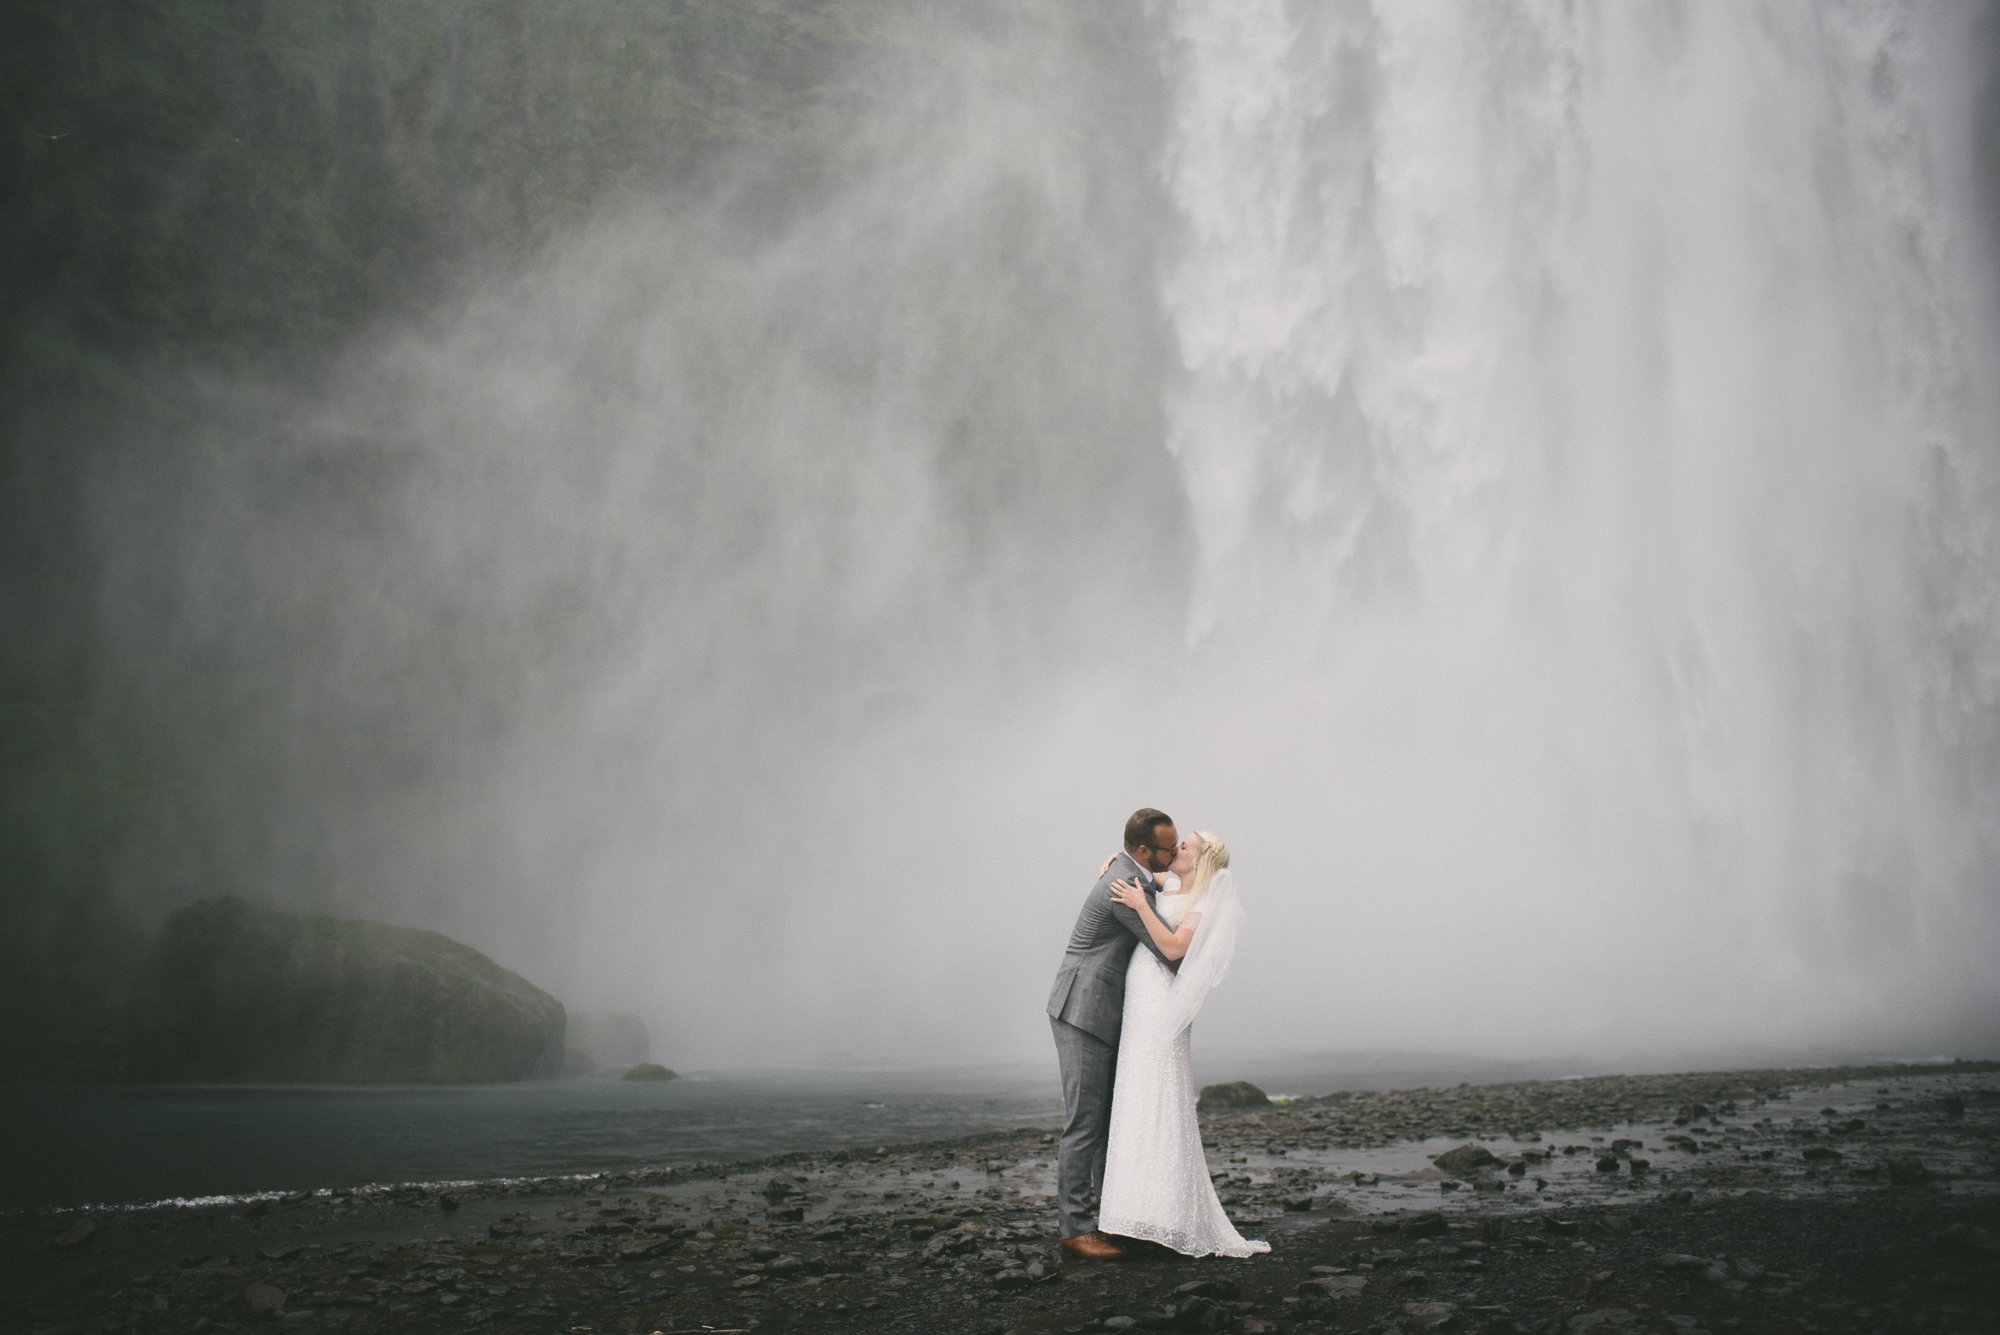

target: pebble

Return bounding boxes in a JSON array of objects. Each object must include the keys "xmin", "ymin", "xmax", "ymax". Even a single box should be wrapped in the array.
[
  {"xmin": 243, "ymin": 1282, "xmax": 286, "ymax": 1313},
  {"xmin": 1402, "ymin": 1300, "xmax": 1460, "ymax": 1330},
  {"xmin": 1298, "ymin": 1274, "xmax": 1369, "ymax": 1298},
  {"xmin": 1404, "ymin": 1212, "xmax": 1449, "ymax": 1238},
  {"xmin": 49, "ymin": 1221, "xmax": 97, "ymax": 1251},
  {"xmin": 1886, "ymin": 1154, "xmax": 1932, "ymax": 1186}
]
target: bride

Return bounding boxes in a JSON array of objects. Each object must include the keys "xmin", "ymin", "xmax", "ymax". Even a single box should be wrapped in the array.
[{"xmin": 1096, "ymin": 830, "xmax": 1268, "ymax": 1258}]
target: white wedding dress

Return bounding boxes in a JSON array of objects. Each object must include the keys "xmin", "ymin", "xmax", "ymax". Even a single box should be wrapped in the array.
[{"xmin": 1096, "ymin": 875, "xmax": 1268, "ymax": 1258}]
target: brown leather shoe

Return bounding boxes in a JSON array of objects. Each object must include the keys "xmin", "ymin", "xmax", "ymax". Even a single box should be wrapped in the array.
[{"xmin": 1058, "ymin": 1230, "xmax": 1125, "ymax": 1260}]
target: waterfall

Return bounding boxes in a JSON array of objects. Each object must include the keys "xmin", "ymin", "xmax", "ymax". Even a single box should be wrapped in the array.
[
  {"xmin": 45, "ymin": 2, "xmax": 1999, "ymax": 1065},
  {"xmin": 1153, "ymin": 0, "xmax": 2000, "ymax": 1052}
]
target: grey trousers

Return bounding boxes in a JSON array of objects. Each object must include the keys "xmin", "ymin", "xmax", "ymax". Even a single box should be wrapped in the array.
[{"xmin": 1050, "ymin": 1014, "xmax": 1118, "ymax": 1239}]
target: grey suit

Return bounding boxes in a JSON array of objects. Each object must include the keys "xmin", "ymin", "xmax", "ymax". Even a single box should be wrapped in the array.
[{"xmin": 1046, "ymin": 849, "xmax": 1178, "ymax": 1238}]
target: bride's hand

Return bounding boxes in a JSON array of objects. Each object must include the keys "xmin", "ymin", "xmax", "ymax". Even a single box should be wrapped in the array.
[
  {"xmin": 1107, "ymin": 878, "xmax": 1147, "ymax": 911},
  {"xmin": 1097, "ymin": 854, "xmax": 1115, "ymax": 878}
]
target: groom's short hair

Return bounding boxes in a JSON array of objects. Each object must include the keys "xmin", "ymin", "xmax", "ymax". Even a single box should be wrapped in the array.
[{"xmin": 1124, "ymin": 808, "xmax": 1173, "ymax": 850}]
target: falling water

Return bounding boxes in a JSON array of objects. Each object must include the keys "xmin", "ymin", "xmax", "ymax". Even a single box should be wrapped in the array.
[
  {"xmin": 52, "ymin": 1, "xmax": 2000, "ymax": 1069},
  {"xmin": 1152, "ymin": 0, "xmax": 2000, "ymax": 1056}
]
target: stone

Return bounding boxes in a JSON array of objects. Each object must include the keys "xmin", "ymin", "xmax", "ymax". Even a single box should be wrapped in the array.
[
  {"xmin": 1176, "ymin": 1295, "xmax": 1230, "ymax": 1329},
  {"xmin": 245, "ymin": 1282, "xmax": 287, "ymax": 1312},
  {"xmin": 1568, "ymin": 1310, "xmax": 1635, "ymax": 1331},
  {"xmin": 1103, "ymin": 1317, "xmax": 1139, "ymax": 1331},
  {"xmin": 1801, "ymin": 1146, "xmax": 1841, "ymax": 1163},
  {"xmin": 622, "ymin": 1062, "xmax": 678, "ymax": 1082},
  {"xmin": 1935, "ymin": 1223, "xmax": 2000, "ymax": 1256},
  {"xmin": 49, "ymin": 1221, "xmax": 97, "ymax": 1250},
  {"xmin": 1402, "ymin": 1300, "xmax": 1460, "ymax": 1330},
  {"xmin": 1885, "ymin": 1154, "xmax": 1932, "ymax": 1185},
  {"xmin": 1197, "ymin": 1081, "xmax": 1271, "ymax": 1111},
  {"xmin": 1404, "ymin": 1212, "xmax": 1449, "ymax": 1238},
  {"xmin": 127, "ymin": 897, "xmax": 565, "ymax": 1082},
  {"xmin": 1432, "ymin": 1144, "xmax": 1503, "ymax": 1176},
  {"xmin": 1657, "ymin": 1254, "xmax": 1708, "ymax": 1272},
  {"xmin": 1297, "ymin": 1275, "xmax": 1368, "ymax": 1298},
  {"xmin": 1595, "ymin": 1155, "xmax": 1620, "ymax": 1173}
]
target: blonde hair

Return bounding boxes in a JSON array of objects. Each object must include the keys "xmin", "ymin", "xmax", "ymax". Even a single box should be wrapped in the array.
[{"xmin": 1185, "ymin": 830, "xmax": 1230, "ymax": 904}]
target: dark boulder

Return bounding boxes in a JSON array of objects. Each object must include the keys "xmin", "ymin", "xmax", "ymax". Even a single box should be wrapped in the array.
[
  {"xmin": 1431, "ymin": 1143, "xmax": 1503, "ymax": 1176},
  {"xmin": 128, "ymin": 897, "xmax": 565, "ymax": 1082},
  {"xmin": 621, "ymin": 1062, "xmax": 679, "ymax": 1082},
  {"xmin": 1403, "ymin": 1212, "xmax": 1449, "ymax": 1238},
  {"xmin": 1886, "ymin": 1154, "xmax": 1933, "ymax": 1186},
  {"xmin": 1196, "ymin": 1080, "xmax": 1271, "ymax": 1110}
]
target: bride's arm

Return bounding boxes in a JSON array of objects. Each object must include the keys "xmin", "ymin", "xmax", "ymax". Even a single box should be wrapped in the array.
[{"xmin": 1107, "ymin": 879, "xmax": 1196, "ymax": 961}]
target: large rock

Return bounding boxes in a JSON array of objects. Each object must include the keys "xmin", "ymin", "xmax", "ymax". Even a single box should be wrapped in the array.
[
  {"xmin": 1432, "ymin": 1143, "xmax": 1504, "ymax": 1176},
  {"xmin": 1197, "ymin": 1080, "xmax": 1272, "ymax": 1111},
  {"xmin": 128, "ymin": 897, "xmax": 565, "ymax": 1082},
  {"xmin": 566, "ymin": 1009, "xmax": 652, "ymax": 1071},
  {"xmin": 621, "ymin": 1062, "xmax": 678, "ymax": 1082}
]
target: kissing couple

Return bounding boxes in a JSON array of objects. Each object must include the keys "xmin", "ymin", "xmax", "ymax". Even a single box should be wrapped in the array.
[{"xmin": 1046, "ymin": 807, "xmax": 1267, "ymax": 1260}]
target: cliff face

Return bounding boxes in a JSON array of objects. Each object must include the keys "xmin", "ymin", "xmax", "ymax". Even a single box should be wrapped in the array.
[{"xmin": 129, "ymin": 897, "xmax": 565, "ymax": 1083}]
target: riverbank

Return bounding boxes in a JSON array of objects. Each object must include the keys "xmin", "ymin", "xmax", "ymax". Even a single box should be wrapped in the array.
[{"xmin": 5, "ymin": 1062, "xmax": 1995, "ymax": 1334}]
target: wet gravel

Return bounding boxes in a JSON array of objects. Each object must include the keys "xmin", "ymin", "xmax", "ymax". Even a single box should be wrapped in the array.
[{"xmin": 4, "ymin": 1061, "xmax": 1995, "ymax": 1335}]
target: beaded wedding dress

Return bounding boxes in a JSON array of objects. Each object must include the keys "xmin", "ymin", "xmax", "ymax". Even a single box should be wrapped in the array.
[{"xmin": 1096, "ymin": 872, "xmax": 1267, "ymax": 1258}]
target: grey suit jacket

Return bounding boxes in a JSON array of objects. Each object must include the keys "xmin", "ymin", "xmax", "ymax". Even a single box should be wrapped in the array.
[{"xmin": 1046, "ymin": 850, "xmax": 1180, "ymax": 1046}]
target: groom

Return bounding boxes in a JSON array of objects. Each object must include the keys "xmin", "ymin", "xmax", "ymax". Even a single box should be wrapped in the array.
[{"xmin": 1046, "ymin": 807, "xmax": 1181, "ymax": 1259}]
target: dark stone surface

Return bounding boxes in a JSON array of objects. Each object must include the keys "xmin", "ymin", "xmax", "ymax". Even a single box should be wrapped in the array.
[
  {"xmin": 1432, "ymin": 1142, "xmax": 1503, "ymax": 1175},
  {"xmin": 621, "ymin": 1062, "xmax": 679, "ymax": 1082},
  {"xmin": 3, "ymin": 1063, "xmax": 1997, "ymax": 1335},
  {"xmin": 1197, "ymin": 1080, "xmax": 1271, "ymax": 1110}
]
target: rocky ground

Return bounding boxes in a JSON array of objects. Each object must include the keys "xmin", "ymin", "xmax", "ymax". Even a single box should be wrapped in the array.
[{"xmin": 4, "ymin": 1062, "xmax": 1996, "ymax": 1335}]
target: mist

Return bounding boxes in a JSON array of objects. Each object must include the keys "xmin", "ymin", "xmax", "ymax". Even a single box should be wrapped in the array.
[{"xmin": 9, "ymin": 1, "xmax": 2000, "ymax": 1075}]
